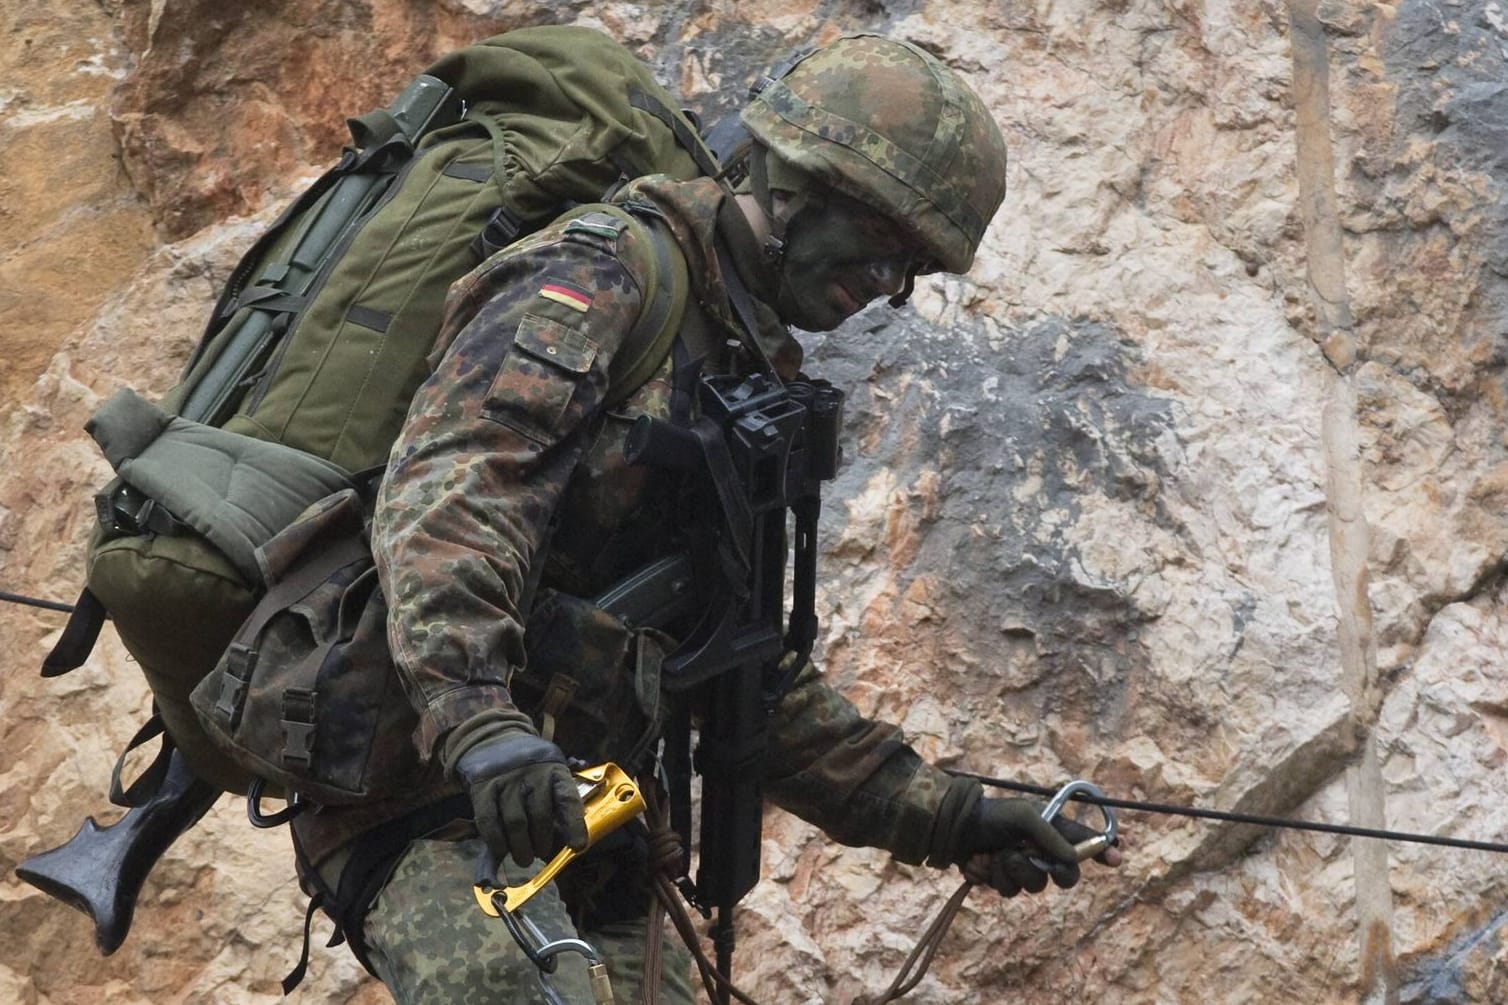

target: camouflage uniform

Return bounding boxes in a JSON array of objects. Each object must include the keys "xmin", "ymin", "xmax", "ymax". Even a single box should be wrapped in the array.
[
  {"xmin": 293, "ymin": 32, "xmax": 1006, "ymax": 1004},
  {"xmin": 289, "ymin": 173, "xmax": 978, "ymax": 1002}
]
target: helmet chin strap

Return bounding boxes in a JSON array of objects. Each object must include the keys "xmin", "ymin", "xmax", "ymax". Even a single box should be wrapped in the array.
[
  {"xmin": 888, "ymin": 268, "xmax": 918, "ymax": 309},
  {"xmin": 748, "ymin": 145, "xmax": 819, "ymax": 269}
]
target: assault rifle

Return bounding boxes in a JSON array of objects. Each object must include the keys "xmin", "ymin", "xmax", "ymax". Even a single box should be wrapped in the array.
[{"xmin": 615, "ymin": 370, "xmax": 843, "ymax": 999}]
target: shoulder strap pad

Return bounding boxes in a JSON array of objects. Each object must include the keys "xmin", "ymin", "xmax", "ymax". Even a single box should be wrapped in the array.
[{"xmin": 557, "ymin": 204, "xmax": 688, "ymax": 409}]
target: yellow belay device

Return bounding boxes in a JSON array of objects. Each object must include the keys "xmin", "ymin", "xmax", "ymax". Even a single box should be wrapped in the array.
[{"xmin": 472, "ymin": 763, "xmax": 646, "ymax": 1005}]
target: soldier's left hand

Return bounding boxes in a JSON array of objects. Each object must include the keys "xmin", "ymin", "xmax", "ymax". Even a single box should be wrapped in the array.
[
  {"xmin": 957, "ymin": 797, "xmax": 1123, "ymax": 897},
  {"xmin": 451, "ymin": 727, "xmax": 588, "ymax": 867}
]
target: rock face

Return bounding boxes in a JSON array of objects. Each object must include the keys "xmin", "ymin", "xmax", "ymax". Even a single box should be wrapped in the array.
[{"xmin": 3, "ymin": 1, "xmax": 1506, "ymax": 1002}]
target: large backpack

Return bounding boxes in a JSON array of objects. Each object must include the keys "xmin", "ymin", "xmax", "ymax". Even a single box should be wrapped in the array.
[{"xmin": 45, "ymin": 26, "xmax": 717, "ymax": 792}]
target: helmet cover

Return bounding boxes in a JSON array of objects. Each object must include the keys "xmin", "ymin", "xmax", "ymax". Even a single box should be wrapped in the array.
[{"xmin": 740, "ymin": 34, "xmax": 1008, "ymax": 274}]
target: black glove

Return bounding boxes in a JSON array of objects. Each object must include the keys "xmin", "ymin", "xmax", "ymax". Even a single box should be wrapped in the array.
[
  {"xmin": 956, "ymin": 797, "xmax": 1091, "ymax": 897},
  {"xmin": 446, "ymin": 719, "xmax": 588, "ymax": 867}
]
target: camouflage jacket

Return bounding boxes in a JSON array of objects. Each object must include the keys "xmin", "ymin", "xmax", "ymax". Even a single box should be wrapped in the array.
[{"xmin": 292, "ymin": 176, "xmax": 976, "ymax": 869}]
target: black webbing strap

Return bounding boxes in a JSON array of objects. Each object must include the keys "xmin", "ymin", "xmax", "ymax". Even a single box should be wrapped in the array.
[
  {"xmin": 107, "ymin": 713, "xmax": 174, "ymax": 808},
  {"xmin": 284, "ymin": 793, "xmax": 472, "ymax": 991},
  {"xmin": 471, "ymin": 204, "xmax": 526, "ymax": 262},
  {"xmin": 40, "ymin": 586, "xmax": 107, "ymax": 678},
  {"xmin": 627, "ymin": 87, "xmax": 723, "ymax": 180},
  {"xmin": 281, "ymin": 891, "xmax": 340, "ymax": 994},
  {"xmin": 663, "ymin": 415, "xmax": 755, "ymax": 575},
  {"xmin": 712, "ymin": 234, "xmax": 782, "ymax": 383},
  {"xmin": 231, "ymin": 287, "xmax": 309, "ymax": 318},
  {"xmin": 777, "ymin": 495, "xmax": 821, "ymax": 690},
  {"xmin": 669, "ymin": 338, "xmax": 700, "ymax": 428}
]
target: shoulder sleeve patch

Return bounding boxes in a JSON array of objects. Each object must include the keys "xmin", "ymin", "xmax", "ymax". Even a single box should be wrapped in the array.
[{"xmin": 481, "ymin": 315, "xmax": 601, "ymax": 445}]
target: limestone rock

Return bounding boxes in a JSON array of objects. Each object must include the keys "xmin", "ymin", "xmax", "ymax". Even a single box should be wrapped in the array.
[{"xmin": 4, "ymin": 1, "xmax": 1506, "ymax": 1002}]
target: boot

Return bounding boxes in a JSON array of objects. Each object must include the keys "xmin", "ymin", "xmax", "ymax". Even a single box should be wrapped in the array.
[{"xmin": 16, "ymin": 749, "xmax": 220, "ymax": 955}]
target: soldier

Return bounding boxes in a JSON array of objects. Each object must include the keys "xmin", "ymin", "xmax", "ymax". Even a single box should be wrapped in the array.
[{"xmin": 293, "ymin": 34, "xmax": 1123, "ymax": 1003}]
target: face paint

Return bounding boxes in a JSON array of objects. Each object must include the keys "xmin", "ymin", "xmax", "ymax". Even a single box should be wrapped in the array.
[{"xmin": 773, "ymin": 192, "xmax": 922, "ymax": 332}]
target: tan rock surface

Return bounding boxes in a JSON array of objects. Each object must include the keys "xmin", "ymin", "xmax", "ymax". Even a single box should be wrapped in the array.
[{"xmin": 4, "ymin": 1, "xmax": 1507, "ymax": 1003}]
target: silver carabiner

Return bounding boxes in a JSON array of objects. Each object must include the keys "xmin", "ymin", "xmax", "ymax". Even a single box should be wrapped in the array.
[
  {"xmin": 1034, "ymin": 779, "xmax": 1118, "ymax": 867},
  {"xmin": 497, "ymin": 908, "xmax": 616, "ymax": 1005}
]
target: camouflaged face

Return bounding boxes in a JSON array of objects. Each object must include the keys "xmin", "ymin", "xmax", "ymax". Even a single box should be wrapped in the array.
[{"xmin": 740, "ymin": 34, "xmax": 1008, "ymax": 274}]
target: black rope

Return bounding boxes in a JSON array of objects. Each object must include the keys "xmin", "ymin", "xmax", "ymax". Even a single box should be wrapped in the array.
[
  {"xmin": 0, "ymin": 590, "xmax": 74, "ymax": 614},
  {"xmin": 957, "ymin": 770, "xmax": 1508, "ymax": 855}
]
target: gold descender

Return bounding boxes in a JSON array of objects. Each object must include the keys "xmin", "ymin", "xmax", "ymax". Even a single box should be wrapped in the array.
[{"xmin": 471, "ymin": 763, "xmax": 646, "ymax": 1005}]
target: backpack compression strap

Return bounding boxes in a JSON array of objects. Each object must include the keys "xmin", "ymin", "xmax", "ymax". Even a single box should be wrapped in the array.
[
  {"xmin": 626, "ymin": 87, "xmax": 723, "ymax": 180},
  {"xmin": 41, "ymin": 587, "xmax": 108, "ymax": 678}
]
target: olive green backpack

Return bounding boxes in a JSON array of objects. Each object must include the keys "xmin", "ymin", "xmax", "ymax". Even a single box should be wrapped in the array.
[{"xmin": 44, "ymin": 25, "xmax": 713, "ymax": 792}]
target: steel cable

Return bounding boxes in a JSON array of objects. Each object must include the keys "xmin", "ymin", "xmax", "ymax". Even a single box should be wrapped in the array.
[
  {"xmin": 0, "ymin": 590, "xmax": 74, "ymax": 614},
  {"xmin": 957, "ymin": 771, "xmax": 1508, "ymax": 854}
]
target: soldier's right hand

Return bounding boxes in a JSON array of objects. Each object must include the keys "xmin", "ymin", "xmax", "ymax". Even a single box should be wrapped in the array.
[{"xmin": 449, "ymin": 724, "xmax": 588, "ymax": 867}]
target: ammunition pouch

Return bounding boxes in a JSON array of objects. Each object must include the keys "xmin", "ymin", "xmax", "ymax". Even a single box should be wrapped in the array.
[
  {"xmin": 188, "ymin": 488, "xmax": 431, "ymax": 806},
  {"xmin": 511, "ymin": 587, "xmax": 671, "ymax": 775}
]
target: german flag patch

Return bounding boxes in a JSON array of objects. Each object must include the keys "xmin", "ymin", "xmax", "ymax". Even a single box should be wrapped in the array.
[{"xmin": 538, "ymin": 280, "xmax": 592, "ymax": 313}]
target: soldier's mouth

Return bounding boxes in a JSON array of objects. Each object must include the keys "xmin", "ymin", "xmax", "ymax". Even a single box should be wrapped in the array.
[{"xmin": 831, "ymin": 283, "xmax": 862, "ymax": 316}]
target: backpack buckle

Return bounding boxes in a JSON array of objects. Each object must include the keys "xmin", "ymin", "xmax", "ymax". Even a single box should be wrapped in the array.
[
  {"xmin": 95, "ymin": 484, "xmax": 153, "ymax": 537},
  {"xmin": 472, "ymin": 205, "xmax": 525, "ymax": 261},
  {"xmin": 215, "ymin": 643, "xmax": 257, "ymax": 722},
  {"xmin": 94, "ymin": 483, "xmax": 186, "ymax": 539},
  {"xmin": 281, "ymin": 688, "xmax": 318, "ymax": 769}
]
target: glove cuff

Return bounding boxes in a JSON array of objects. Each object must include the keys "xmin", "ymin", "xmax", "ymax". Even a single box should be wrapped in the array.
[
  {"xmin": 441, "ymin": 708, "xmax": 540, "ymax": 779},
  {"xmin": 453, "ymin": 734, "xmax": 569, "ymax": 787},
  {"xmin": 924, "ymin": 774, "xmax": 984, "ymax": 869}
]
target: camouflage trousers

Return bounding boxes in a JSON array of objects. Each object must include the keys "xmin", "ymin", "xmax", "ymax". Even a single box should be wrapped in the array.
[{"xmin": 363, "ymin": 835, "xmax": 695, "ymax": 1005}]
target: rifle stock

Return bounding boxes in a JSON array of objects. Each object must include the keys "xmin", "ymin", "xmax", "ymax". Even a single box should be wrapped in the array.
[{"xmin": 15, "ymin": 750, "xmax": 219, "ymax": 955}]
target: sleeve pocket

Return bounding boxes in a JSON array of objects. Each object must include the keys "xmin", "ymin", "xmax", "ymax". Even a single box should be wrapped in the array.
[{"xmin": 483, "ymin": 314, "xmax": 601, "ymax": 445}]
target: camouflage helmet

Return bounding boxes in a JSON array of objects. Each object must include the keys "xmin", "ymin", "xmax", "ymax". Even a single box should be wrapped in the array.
[{"xmin": 739, "ymin": 34, "xmax": 1008, "ymax": 275}]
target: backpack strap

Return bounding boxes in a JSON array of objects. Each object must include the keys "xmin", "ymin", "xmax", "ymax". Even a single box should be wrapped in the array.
[
  {"xmin": 626, "ymin": 86, "xmax": 723, "ymax": 180},
  {"xmin": 614, "ymin": 213, "xmax": 689, "ymax": 408},
  {"xmin": 40, "ymin": 585, "xmax": 108, "ymax": 678}
]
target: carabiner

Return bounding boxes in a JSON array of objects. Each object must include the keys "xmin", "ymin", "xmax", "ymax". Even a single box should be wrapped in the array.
[
  {"xmin": 246, "ymin": 776, "xmax": 304, "ymax": 828},
  {"xmin": 474, "ymin": 848, "xmax": 616, "ymax": 1004},
  {"xmin": 1035, "ymin": 779, "xmax": 1118, "ymax": 866}
]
